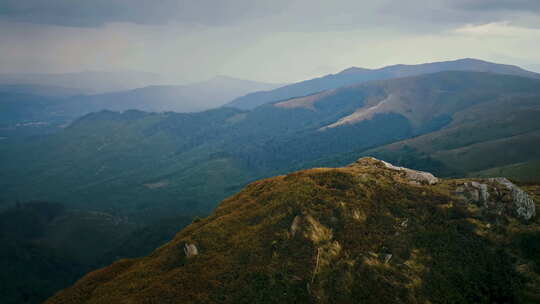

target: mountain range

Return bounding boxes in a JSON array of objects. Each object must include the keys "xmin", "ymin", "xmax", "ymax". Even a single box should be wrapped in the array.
[
  {"xmin": 57, "ymin": 76, "xmax": 284, "ymax": 115},
  {"xmin": 0, "ymin": 76, "xmax": 282, "ymax": 139},
  {"xmin": 226, "ymin": 58, "xmax": 540, "ymax": 110},
  {"xmin": 0, "ymin": 70, "xmax": 166, "ymax": 94},
  {"xmin": 2, "ymin": 70, "xmax": 540, "ymax": 220}
]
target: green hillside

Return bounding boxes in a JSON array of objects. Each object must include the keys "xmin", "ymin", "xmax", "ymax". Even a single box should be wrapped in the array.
[
  {"xmin": 356, "ymin": 95, "xmax": 540, "ymax": 181},
  {"xmin": 2, "ymin": 71, "xmax": 540, "ymax": 221},
  {"xmin": 226, "ymin": 58, "xmax": 540, "ymax": 110}
]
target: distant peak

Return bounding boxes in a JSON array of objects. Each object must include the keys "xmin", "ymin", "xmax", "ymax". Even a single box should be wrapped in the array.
[
  {"xmin": 203, "ymin": 75, "xmax": 260, "ymax": 85},
  {"xmin": 453, "ymin": 58, "xmax": 489, "ymax": 64},
  {"xmin": 338, "ymin": 67, "xmax": 372, "ymax": 75}
]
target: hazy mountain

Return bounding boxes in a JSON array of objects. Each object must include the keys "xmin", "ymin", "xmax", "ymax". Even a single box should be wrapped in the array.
[
  {"xmin": 525, "ymin": 64, "xmax": 540, "ymax": 73},
  {"xmin": 59, "ymin": 75, "xmax": 284, "ymax": 115},
  {"xmin": 0, "ymin": 70, "xmax": 165, "ymax": 94},
  {"xmin": 0, "ymin": 85, "xmax": 84, "ymax": 125},
  {"xmin": 2, "ymin": 71, "xmax": 540, "ymax": 222},
  {"xmin": 0, "ymin": 92, "xmax": 62, "ymax": 124},
  {"xmin": 0, "ymin": 76, "xmax": 283, "ymax": 140},
  {"xmin": 46, "ymin": 158, "xmax": 540, "ymax": 303},
  {"xmin": 226, "ymin": 58, "xmax": 540, "ymax": 110},
  {"xmin": 0, "ymin": 90, "xmax": 73, "ymax": 139},
  {"xmin": 0, "ymin": 84, "xmax": 86, "ymax": 98}
]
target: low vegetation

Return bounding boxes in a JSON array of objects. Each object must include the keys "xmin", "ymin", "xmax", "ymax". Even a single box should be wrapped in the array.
[{"xmin": 47, "ymin": 158, "xmax": 540, "ymax": 303}]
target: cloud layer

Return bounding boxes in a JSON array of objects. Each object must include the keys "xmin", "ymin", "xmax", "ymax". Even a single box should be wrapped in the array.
[
  {"xmin": 0, "ymin": 0, "xmax": 289, "ymax": 27},
  {"xmin": 1, "ymin": 0, "xmax": 539, "ymax": 83}
]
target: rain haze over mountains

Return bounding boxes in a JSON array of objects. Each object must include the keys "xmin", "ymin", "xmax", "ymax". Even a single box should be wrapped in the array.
[{"xmin": 1, "ymin": 0, "xmax": 540, "ymax": 84}]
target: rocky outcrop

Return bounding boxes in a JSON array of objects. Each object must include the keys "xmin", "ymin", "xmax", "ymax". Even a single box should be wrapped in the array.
[
  {"xmin": 455, "ymin": 181, "xmax": 490, "ymax": 206},
  {"xmin": 454, "ymin": 178, "xmax": 536, "ymax": 221},
  {"xmin": 290, "ymin": 215, "xmax": 302, "ymax": 237},
  {"xmin": 491, "ymin": 177, "xmax": 536, "ymax": 220},
  {"xmin": 184, "ymin": 243, "xmax": 198, "ymax": 257},
  {"xmin": 380, "ymin": 159, "xmax": 439, "ymax": 185},
  {"xmin": 353, "ymin": 157, "xmax": 439, "ymax": 185},
  {"xmin": 353, "ymin": 157, "xmax": 535, "ymax": 221}
]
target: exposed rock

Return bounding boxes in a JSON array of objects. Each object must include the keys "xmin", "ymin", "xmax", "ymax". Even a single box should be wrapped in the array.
[
  {"xmin": 184, "ymin": 243, "xmax": 198, "ymax": 257},
  {"xmin": 353, "ymin": 157, "xmax": 438, "ymax": 185},
  {"xmin": 470, "ymin": 181, "xmax": 490, "ymax": 204},
  {"xmin": 456, "ymin": 181, "xmax": 491, "ymax": 206},
  {"xmin": 491, "ymin": 178, "xmax": 536, "ymax": 220},
  {"xmin": 290, "ymin": 215, "xmax": 302, "ymax": 237},
  {"xmin": 380, "ymin": 160, "xmax": 439, "ymax": 185},
  {"xmin": 454, "ymin": 178, "xmax": 536, "ymax": 221}
]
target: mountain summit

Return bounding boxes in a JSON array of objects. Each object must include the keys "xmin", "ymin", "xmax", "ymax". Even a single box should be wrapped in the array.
[{"xmin": 47, "ymin": 158, "xmax": 539, "ymax": 304}]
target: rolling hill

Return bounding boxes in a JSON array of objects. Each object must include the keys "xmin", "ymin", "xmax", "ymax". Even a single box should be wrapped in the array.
[
  {"xmin": 57, "ymin": 76, "xmax": 283, "ymax": 115},
  {"xmin": 0, "ymin": 84, "xmax": 86, "ymax": 98},
  {"xmin": 345, "ymin": 94, "xmax": 540, "ymax": 182},
  {"xmin": 0, "ymin": 76, "xmax": 282, "ymax": 140},
  {"xmin": 46, "ymin": 158, "xmax": 540, "ymax": 303},
  {"xmin": 226, "ymin": 58, "xmax": 540, "ymax": 110},
  {"xmin": 2, "ymin": 71, "xmax": 540, "ymax": 221},
  {"xmin": 0, "ymin": 71, "xmax": 165, "ymax": 94}
]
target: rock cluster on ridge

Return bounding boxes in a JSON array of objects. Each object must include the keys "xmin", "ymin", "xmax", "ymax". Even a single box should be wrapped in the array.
[{"xmin": 352, "ymin": 157, "xmax": 439, "ymax": 185}]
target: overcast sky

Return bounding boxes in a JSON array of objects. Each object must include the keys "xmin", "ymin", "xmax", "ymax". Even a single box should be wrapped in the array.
[{"xmin": 1, "ymin": 0, "xmax": 540, "ymax": 84}]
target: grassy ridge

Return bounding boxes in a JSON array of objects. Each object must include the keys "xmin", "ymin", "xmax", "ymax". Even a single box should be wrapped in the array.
[{"xmin": 46, "ymin": 158, "xmax": 540, "ymax": 303}]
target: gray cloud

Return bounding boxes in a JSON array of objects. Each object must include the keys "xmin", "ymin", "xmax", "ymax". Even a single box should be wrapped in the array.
[
  {"xmin": 1, "ymin": 0, "xmax": 540, "ymax": 84},
  {"xmin": 2, "ymin": 0, "xmax": 540, "ymax": 31},
  {"xmin": 0, "ymin": 0, "xmax": 288, "ymax": 27}
]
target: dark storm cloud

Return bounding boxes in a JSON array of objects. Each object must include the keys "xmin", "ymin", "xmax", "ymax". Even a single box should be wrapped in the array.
[
  {"xmin": 0, "ymin": 0, "xmax": 288, "ymax": 27},
  {"xmin": 2, "ymin": 0, "xmax": 539, "ymax": 30}
]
